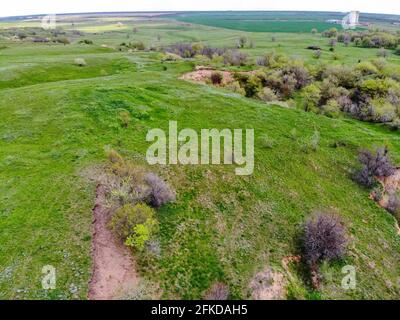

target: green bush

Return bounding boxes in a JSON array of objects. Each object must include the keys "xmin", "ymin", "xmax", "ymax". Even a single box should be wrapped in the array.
[
  {"xmin": 109, "ymin": 203, "xmax": 157, "ymax": 242},
  {"xmin": 301, "ymin": 84, "xmax": 321, "ymax": 112},
  {"xmin": 257, "ymin": 87, "xmax": 278, "ymax": 102}
]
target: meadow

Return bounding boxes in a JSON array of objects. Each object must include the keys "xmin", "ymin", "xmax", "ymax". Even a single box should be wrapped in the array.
[{"xmin": 0, "ymin": 12, "xmax": 400, "ymax": 300}]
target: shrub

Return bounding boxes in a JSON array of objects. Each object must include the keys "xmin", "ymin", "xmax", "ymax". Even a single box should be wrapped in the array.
[
  {"xmin": 313, "ymin": 50, "xmax": 322, "ymax": 59},
  {"xmin": 261, "ymin": 135, "xmax": 275, "ymax": 148},
  {"xmin": 303, "ymin": 213, "xmax": 348, "ymax": 288},
  {"xmin": 210, "ymin": 72, "xmax": 223, "ymax": 85},
  {"xmin": 355, "ymin": 61, "xmax": 379, "ymax": 76},
  {"xmin": 74, "ymin": 58, "xmax": 86, "ymax": 66},
  {"xmin": 387, "ymin": 194, "xmax": 400, "ymax": 217},
  {"xmin": 125, "ymin": 222, "xmax": 157, "ymax": 251},
  {"xmin": 311, "ymin": 28, "xmax": 318, "ymax": 35},
  {"xmin": 237, "ymin": 36, "xmax": 247, "ymax": 48},
  {"xmin": 377, "ymin": 48, "xmax": 389, "ymax": 58},
  {"xmin": 225, "ymin": 81, "xmax": 246, "ymax": 95},
  {"xmin": 257, "ymin": 87, "xmax": 278, "ymax": 102},
  {"xmin": 395, "ymin": 46, "xmax": 400, "ymax": 56},
  {"xmin": 79, "ymin": 39, "xmax": 93, "ymax": 45},
  {"xmin": 109, "ymin": 203, "xmax": 157, "ymax": 242},
  {"xmin": 310, "ymin": 130, "xmax": 320, "ymax": 151},
  {"xmin": 355, "ymin": 147, "xmax": 395, "ymax": 187},
  {"xmin": 119, "ymin": 110, "xmax": 131, "ymax": 128},
  {"xmin": 145, "ymin": 173, "xmax": 175, "ymax": 208},
  {"xmin": 55, "ymin": 37, "xmax": 70, "ymax": 45},
  {"xmin": 243, "ymin": 74, "xmax": 262, "ymax": 98},
  {"xmin": 321, "ymin": 99, "xmax": 341, "ymax": 118},
  {"xmin": 322, "ymin": 28, "xmax": 338, "ymax": 38},
  {"xmin": 328, "ymin": 38, "xmax": 337, "ymax": 47},
  {"xmin": 203, "ymin": 282, "xmax": 229, "ymax": 300},
  {"xmin": 223, "ymin": 50, "xmax": 248, "ymax": 66},
  {"xmin": 301, "ymin": 84, "xmax": 321, "ymax": 112}
]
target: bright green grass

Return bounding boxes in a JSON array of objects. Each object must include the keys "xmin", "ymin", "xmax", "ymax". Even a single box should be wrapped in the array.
[{"xmin": 0, "ymin": 16, "xmax": 400, "ymax": 300}]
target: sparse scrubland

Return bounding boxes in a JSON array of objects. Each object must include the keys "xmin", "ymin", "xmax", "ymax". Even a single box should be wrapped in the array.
[{"xmin": 0, "ymin": 12, "xmax": 400, "ymax": 300}]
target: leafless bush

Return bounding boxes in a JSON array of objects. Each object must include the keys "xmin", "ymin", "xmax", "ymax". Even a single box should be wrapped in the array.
[
  {"xmin": 303, "ymin": 213, "xmax": 348, "ymax": 288},
  {"xmin": 223, "ymin": 50, "xmax": 248, "ymax": 66},
  {"xmin": 355, "ymin": 147, "xmax": 395, "ymax": 187},
  {"xmin": 203, "ymin": 282, "xmax": 229, "ymax": 300},
  {"xmin": 145, "ymin": 173, "xmax": 176, "ymax": 208},
  {"xmin": 387, "ymin": 194, "xmax": 400, "ymax": 215}
]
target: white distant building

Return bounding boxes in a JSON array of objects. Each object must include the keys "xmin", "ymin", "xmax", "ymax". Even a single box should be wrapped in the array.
[
  {"xmin": 341, "ymin": 11, "xmax": 360, "ymax": 29},
  {"xmin": 327, "ymin": 11, "xmax": 360, "ymax": 29}
]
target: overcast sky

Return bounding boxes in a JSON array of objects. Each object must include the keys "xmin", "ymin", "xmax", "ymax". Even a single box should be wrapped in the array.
[{"xmin": 1, "ymin": 0, "xmax": 399, "ymax": 18}]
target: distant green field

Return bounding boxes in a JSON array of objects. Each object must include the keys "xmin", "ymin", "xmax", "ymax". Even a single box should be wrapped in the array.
[{"xmin": 171, "ymin": 12, "xmax": 345, "ymax": 33}]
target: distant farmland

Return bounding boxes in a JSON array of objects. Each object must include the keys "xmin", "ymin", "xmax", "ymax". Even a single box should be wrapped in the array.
[{"xmin": 171, "ymin": 11, "xmax": 346, "ymax": 32}]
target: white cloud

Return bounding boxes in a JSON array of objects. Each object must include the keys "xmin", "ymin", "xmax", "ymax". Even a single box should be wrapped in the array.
[{"xmin": 1, "ymin": 0, "xmax": 399, "ymax": 18}]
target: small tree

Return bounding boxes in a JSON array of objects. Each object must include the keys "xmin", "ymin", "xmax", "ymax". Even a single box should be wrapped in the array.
[
  {"xmin": 311, "ymin": 28, "xmax": 318, "ymax": 35},
  {"xmin": 237, "ymin": 36, "xmax": 247, "ymax": 48},
  {"xmin": 210, "ymin": 72, "xmax": 223, "ymax": 85},
  {"xmin": 355, "ymin": 147, "xmax": 395, "ymax": 187},
  {"xmin": 301, "ymin": 84, "xmax": 321, "ymax": 112},
  {"xmin": 395, "ymin": 45, "xmax": 400, "ymax": 56},
  {"xmin": 303, "ymin": 213, "xmax": 348, "ymax": 289}
]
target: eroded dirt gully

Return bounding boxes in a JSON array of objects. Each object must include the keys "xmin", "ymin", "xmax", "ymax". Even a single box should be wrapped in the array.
[
  {"xmin": 88, "ymin": 185, "xmax": 139, "ymax": 300},
  {"xmin": 372, "ymin": 168, "xmax": 400, "ymax": 235}
]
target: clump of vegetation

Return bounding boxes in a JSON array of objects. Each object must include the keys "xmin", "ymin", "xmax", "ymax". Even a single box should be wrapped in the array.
[
  {"xmin": 313, "ymin": 50, "xmax": 321, "ymax": 59},
  {"xmin": 203, "ymin": 282, "xmax": 229, "ymax": 300},
  {"xmin": 79, "ymin": 39, "xmax": 93, "ymax": 45},
  {"xmin": 145, "ymin": 173, "xmax": 176, "ymax": 208},
  {"xmin": 257, "ymin": 87, "xmax": 278, "ymax": 102},
  {"xmin": 303, "ymin": 213, "xmax": 348, "ymax": 289},
  {"xmin": 74, "ymin": 58, "xmax": 87, "ymax": 67},
  {"xmin": 387, "ymin": 194, "xmax": 400, "ymax": 218},
  {"xmin": 119, "ymin": 110, "xmax": 131, "ymax": 128},
  {"xmin": 355, "ymin": 147, "xmax": 395, "ymax": 187},
  {"xmin": 333, "ymin": 29, "xmax": 399, "ymax": 49},
  {"xmin": 210, "ymin": 72, "xmax": 223, "ymax": 85},
  {"xmin": 109, "ymin": 203, "xmax": 158, "ymax": 251},
  {"xmin": 53, "ymin": 37, "xmax": 70, "ymax": 45},
  {"xmin": 121, "ymin": 41, "xmax": 146, "ymax": 50}
]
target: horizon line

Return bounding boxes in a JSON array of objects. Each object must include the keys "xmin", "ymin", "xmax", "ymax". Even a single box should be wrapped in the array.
[{"xmin": 1, "ymin": 9, "xmax": 399, "ymax": 20}]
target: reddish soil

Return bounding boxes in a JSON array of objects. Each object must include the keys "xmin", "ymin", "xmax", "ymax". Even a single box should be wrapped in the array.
[
  {"xmin": 180, "ymin": 68, "xmax": 234, "ymax": 84},
  {"xmin": 88, "ymin": 185, "xmax": 139, "ymax": 300}
]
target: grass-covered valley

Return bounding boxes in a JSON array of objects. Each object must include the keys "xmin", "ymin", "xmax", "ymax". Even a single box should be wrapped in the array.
[{"xmin": 0, "ymin": 11, "xmax": 400, "ymax": 300}]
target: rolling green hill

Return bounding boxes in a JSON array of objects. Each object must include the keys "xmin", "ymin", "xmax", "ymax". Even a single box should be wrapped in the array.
[{"xmin": 0, "ymin": 14, "xmax": 399, "ymax": 300}]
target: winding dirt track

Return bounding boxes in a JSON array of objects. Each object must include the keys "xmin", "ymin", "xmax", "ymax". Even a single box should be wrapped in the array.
[{"xmin": 88, "ymin": 185, "xmax": 139, "ymax": 300}]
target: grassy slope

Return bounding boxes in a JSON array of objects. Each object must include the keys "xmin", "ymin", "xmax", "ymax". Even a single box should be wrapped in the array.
[{"xmin": 0, "ymin": 17, "xmax": 400, "ymax": 300}]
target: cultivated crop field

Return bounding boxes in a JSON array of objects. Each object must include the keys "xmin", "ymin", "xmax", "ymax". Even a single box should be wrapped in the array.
[{"xmin": 0, "ymin": 12, "xmax": 400, "ymax": 300}]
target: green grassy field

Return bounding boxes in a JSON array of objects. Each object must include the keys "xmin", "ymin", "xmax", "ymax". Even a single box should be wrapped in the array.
[{"xmin": 0, "ymin": 13, "xmax": 400, "ymax": 300}]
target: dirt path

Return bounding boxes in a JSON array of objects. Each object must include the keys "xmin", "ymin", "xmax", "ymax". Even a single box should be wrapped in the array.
[{"xmin": 88, "ymin": 185, "xmax": 139, "ymax": 300}]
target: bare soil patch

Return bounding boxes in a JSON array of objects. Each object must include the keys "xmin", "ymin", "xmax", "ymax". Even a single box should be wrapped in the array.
[
  {"xmin": 88, "ymin": 184, "xmax": 139, "ymax": 300},
  {"xmin": 249, "ymin": 267, "xmax": 286, "ymax": 300},
  {"xmin": 180, "ymin": 65, "xmax": 259, "ymax": 85}
]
